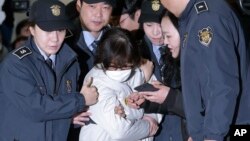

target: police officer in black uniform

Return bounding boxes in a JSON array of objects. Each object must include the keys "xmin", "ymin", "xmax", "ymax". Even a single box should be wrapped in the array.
[
  {"xmin": 0, "ymin": 0, "xmax": 98, "ymax": 141},
  {"xmin": 160, "ymin": 0, "xmax": 250, "ymax": 140}
]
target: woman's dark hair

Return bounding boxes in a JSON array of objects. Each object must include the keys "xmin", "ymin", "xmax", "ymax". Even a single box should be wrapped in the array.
[
  {"xmin": 161, "ymin": 48, "xmax": 181, "ymax": 88},
  {"xmin": 122, "ymin": 0, "xmax": 142, "ymax": 18},
  {"xmin": 95, "ymin": 27, "xmax": 142, "ymax": 70},
  {"xmin": 11, "ymin": 35, "xmax": 28, "ymax": 49},
  {"xmin": 15, "ymin": 18, "xmax": 31, "ymax": 36},
  {"xmin": 165, "ymin": 11, "xmax": 178, "ymax": 29},
  {"xmin": 161, "ymin": 12, "xmax": 181, "ymax": 88}
]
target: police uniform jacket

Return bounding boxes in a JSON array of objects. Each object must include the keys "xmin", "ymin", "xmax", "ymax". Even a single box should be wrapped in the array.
[
  {"xmin": 179, "ymin": 0, "xmax": 249, "ymax": 140},
  {"xmin": 0, "ymin": 37, "xmax": 86, "ymax": 141}
]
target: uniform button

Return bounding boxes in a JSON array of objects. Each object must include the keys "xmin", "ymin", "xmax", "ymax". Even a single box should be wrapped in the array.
[{"xmin": 169, "ymin": 136, "xmax": 173, "ymax": 141}]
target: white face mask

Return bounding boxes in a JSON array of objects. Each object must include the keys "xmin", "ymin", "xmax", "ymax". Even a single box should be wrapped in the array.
[{"xmin": 105, "ymin": 69, "xmax": 132, "ymax": 82}]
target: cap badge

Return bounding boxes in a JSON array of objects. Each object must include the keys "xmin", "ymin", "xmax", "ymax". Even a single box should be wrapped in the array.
[
  {"xmin": 152, "ymin": 0, "xmax": 160, "ymax": 11},
  {"xmin": 50, "ymin": 5, "xmax": 61, "ymax": 16},
  {"xmin": 198, "ymin": 26, "xmax": 213, "ymax": 47}
]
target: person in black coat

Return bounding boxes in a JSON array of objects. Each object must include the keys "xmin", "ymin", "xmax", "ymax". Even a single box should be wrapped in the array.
[
  {"xmin": 126, "ymin": 1, "xmax": 188, "ymax": 140},
  {"xmin": 65, "ymin": 0, "xmax": 116, "ymax": 140}
]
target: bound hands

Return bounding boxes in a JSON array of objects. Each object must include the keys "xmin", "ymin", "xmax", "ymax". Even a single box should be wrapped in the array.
[
  {"xmin": 125, "ymin": 81, "xmax": 170, "ymax": 109},
  {"xmin": 125, "ymin": 92, "xmax": 145, "ymax": 109}
]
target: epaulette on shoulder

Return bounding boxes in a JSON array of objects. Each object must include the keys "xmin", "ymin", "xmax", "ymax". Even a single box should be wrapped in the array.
[
  {"xmin": 12, "ymin": 46, "xmax": 32, "ymax": 59},
  {"xmin": 194, "ymin": 1, "xmax": 208, "ymax": 14}
]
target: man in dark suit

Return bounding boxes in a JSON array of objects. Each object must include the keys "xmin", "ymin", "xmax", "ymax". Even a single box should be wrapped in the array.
[{"xmin": 66, "ymin": 0, "xmax": 116, "ymax": 140}]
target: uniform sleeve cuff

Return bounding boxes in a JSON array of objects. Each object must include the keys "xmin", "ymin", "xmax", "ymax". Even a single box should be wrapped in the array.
[
  {"xmin": 75, "ymin": 93, "xmax": 86, "ymax": 113},
  {"xmin": 165, "ymin": 88, "xmax": 176, "ymax": 105}
]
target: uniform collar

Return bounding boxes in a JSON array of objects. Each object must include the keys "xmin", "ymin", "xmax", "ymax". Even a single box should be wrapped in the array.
[
  {"xmin": 179, "ymin": 0, "xmax": 197, "ymax": 21},
  {"xmin": 27, "ymin": 36, "xmax": 77, "ymax": 66},
  {"xmin": 82, "ymin": 31, "xmax": 103, "ymax": 47},
  {"xmin": 30, "ymin": 37, "xmax": 56, "ymax": 65}
]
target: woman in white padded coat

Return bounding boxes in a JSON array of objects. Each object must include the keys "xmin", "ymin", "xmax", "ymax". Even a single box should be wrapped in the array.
[{"xmin": 79, "ymin": 28, "xmax": 161, "ymax": 141}]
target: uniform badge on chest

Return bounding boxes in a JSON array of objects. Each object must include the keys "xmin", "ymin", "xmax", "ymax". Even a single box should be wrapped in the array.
[
  {"xmin": 198, "ymin": 26, "xmax": 213, "ymax": 47},
  {"xmin": 182, "ymin": 32, "xmax": 188, "ymax": 48},
  {"xmin": 66, "ymin": 80, "xmax": 72, "ymax": 93}
]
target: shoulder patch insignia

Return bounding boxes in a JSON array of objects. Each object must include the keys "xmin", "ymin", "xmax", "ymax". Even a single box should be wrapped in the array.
[
  {"xmin": 198, "ymin": 26, "xmax": 213, "ymax": 47},
  {"xmin": 195, "ymin": 1, "xmax": 208, "ymax": 14},
  {"xmin": 12, "ymin": 46, "xmax": 32, "ymax": 59}
]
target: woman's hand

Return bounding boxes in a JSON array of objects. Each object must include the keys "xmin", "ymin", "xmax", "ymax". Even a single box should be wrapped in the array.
[{"xmin": 140, "ymin": 81, "xmax": 170, "ymax": 104}]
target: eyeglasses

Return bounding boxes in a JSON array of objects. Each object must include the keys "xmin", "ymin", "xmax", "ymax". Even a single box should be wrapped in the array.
[{"xmin": 108, "ymin": 63, "xmax": 134, "ymax": 71}]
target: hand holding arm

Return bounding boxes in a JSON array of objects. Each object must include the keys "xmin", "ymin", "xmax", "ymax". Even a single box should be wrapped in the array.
[
  {"xmin": 114, "ymin": 104, "xmax": 126, "ymax": 118},
  {"xmin": 72, "ymin": 111, "xmax": 91, "ymax": 126},
  {"xmin": 142, "ymin": 115, "xmax": 159, "ymax": 136},
  {"xmin": 80, "ymin": 77, "xmax": 98, "ymax": 106}
]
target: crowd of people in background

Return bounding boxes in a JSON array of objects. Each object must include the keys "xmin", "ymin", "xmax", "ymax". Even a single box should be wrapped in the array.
[{"xmin": 0, "ymin": 0, "xmax": 250, "ymax": 141}]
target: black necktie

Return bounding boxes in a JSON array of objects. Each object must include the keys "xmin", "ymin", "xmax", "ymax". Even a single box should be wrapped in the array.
[
  {"xmin": 45, "ymin": 58, "xmax": 53, "ymax": 70},
  {"xmin": 45, "ymin": 58, "xmax": 56, "ymax": 84},
  {"xmin": 45, "ymin": 58, "xmax": 55, "ymax": 72},
  {"xmin": 158, "ymin": 46, "xmax": 167, "ymax": 66},
  {"xmin": 91, "ymin": 40, "xmax": 99, "ymax": 54},
  {"xmin": 158, "ymin": 46, "xmax": 167, "ymax": 82}
]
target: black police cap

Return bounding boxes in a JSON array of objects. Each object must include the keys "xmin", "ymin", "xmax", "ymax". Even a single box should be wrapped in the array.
[
  {"xmin": 138, "ymin": 0, "xmax": 165, "ymax": 23},
  {"xmin": 82, "ymin": 0, "xmax": 116, "ymax": 7},
  {"xmin": 29, "ymin": 0, "xmax": 72, "ymax": 31}
]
